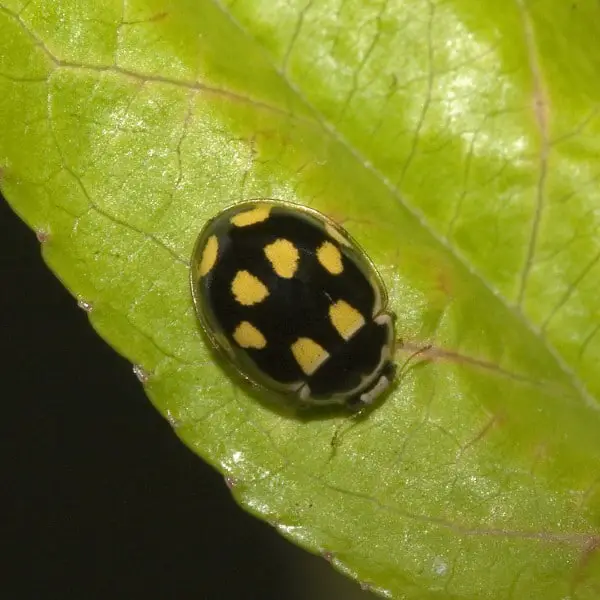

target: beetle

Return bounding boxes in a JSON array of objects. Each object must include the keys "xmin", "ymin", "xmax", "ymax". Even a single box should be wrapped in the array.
[{"xmin": 190, "ymin": 200, "xmax": 396, "ymax": 409}]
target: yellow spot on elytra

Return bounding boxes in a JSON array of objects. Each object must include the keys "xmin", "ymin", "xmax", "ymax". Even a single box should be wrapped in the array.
[
  {"xmin": 325, "ymin": 223, "xmax": 351, "ymax": 247},
  {"xmin": 231, "ymin": 270, "xmax": 269, "ymax": 305},
  {"xmin": 291, "ymin": 337, "xmax": 330, "ymax": 376},
  {"xmin": 264, "ymin": 238, "xmax": 299, "ymax": 279},
  {"xmin": 230, "ymin": 205, "xmax": 271, "ymax": 227},
  {"xmin": 317, "ymin": 241, "xmax": 343, "ymax": 275},
  {"xmin": 199, "ymin": 235, "xmax": 218, "ymax": 277},
  {"xmin": 233, "ymin": 321, "xmax": 267, "ymax": 349},
  {"xmin": 329, "ymin": 300, "xmax": 365, "ymax": 341}
]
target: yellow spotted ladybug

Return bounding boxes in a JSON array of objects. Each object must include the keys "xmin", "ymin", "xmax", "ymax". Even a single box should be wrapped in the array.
[{"xmin": 190, "ymin": 200, "xmax": 396, "ymax": 409}]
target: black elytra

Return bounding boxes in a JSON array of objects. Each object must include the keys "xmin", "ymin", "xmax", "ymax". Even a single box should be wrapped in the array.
[{"xmin": 190, "ymin": 200, "xmax": 396, "ymax": 408}]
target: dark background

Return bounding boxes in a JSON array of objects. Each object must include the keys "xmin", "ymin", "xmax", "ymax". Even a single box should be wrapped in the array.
[{"xmin": 1, "ymin": 194, "xmax": 372, "ymax": 600}]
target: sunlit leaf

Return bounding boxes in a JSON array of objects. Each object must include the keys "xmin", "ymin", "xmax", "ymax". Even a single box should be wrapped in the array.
[{"xmin": 2, "ymin": 1, "xmax": 600, "ymax": 597}]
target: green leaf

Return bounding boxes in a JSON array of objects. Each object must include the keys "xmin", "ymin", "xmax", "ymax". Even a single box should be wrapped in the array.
[{"xmin": 2, "ymin": 1, "xmax": 600, "ymax": 597}]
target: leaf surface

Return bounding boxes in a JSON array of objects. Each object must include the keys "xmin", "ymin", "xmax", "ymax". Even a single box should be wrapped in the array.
[{"xmin": 2, "ymin": 1, "xmax": 600, "ymax": 597}]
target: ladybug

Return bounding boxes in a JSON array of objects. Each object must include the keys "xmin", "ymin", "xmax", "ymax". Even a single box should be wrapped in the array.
[{"xmin": 190, "ymin": 200, "xmax": 396, "ymax": 409}]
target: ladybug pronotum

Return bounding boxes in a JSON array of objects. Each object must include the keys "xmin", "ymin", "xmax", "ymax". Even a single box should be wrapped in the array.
[{"xmin": 190, "ymin": 200, "xmax": 396, "ymax": 409}]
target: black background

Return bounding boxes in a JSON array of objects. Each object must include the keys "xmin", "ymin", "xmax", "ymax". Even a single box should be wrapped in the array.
[{"xmin": 1, "ymin": 194, "xmax": 372, "ymax": 600}]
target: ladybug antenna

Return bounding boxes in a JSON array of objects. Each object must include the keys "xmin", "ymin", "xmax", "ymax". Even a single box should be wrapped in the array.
[{"xmin": 397, "ymin": 343, "xmax": 432, "ymax": 379}]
